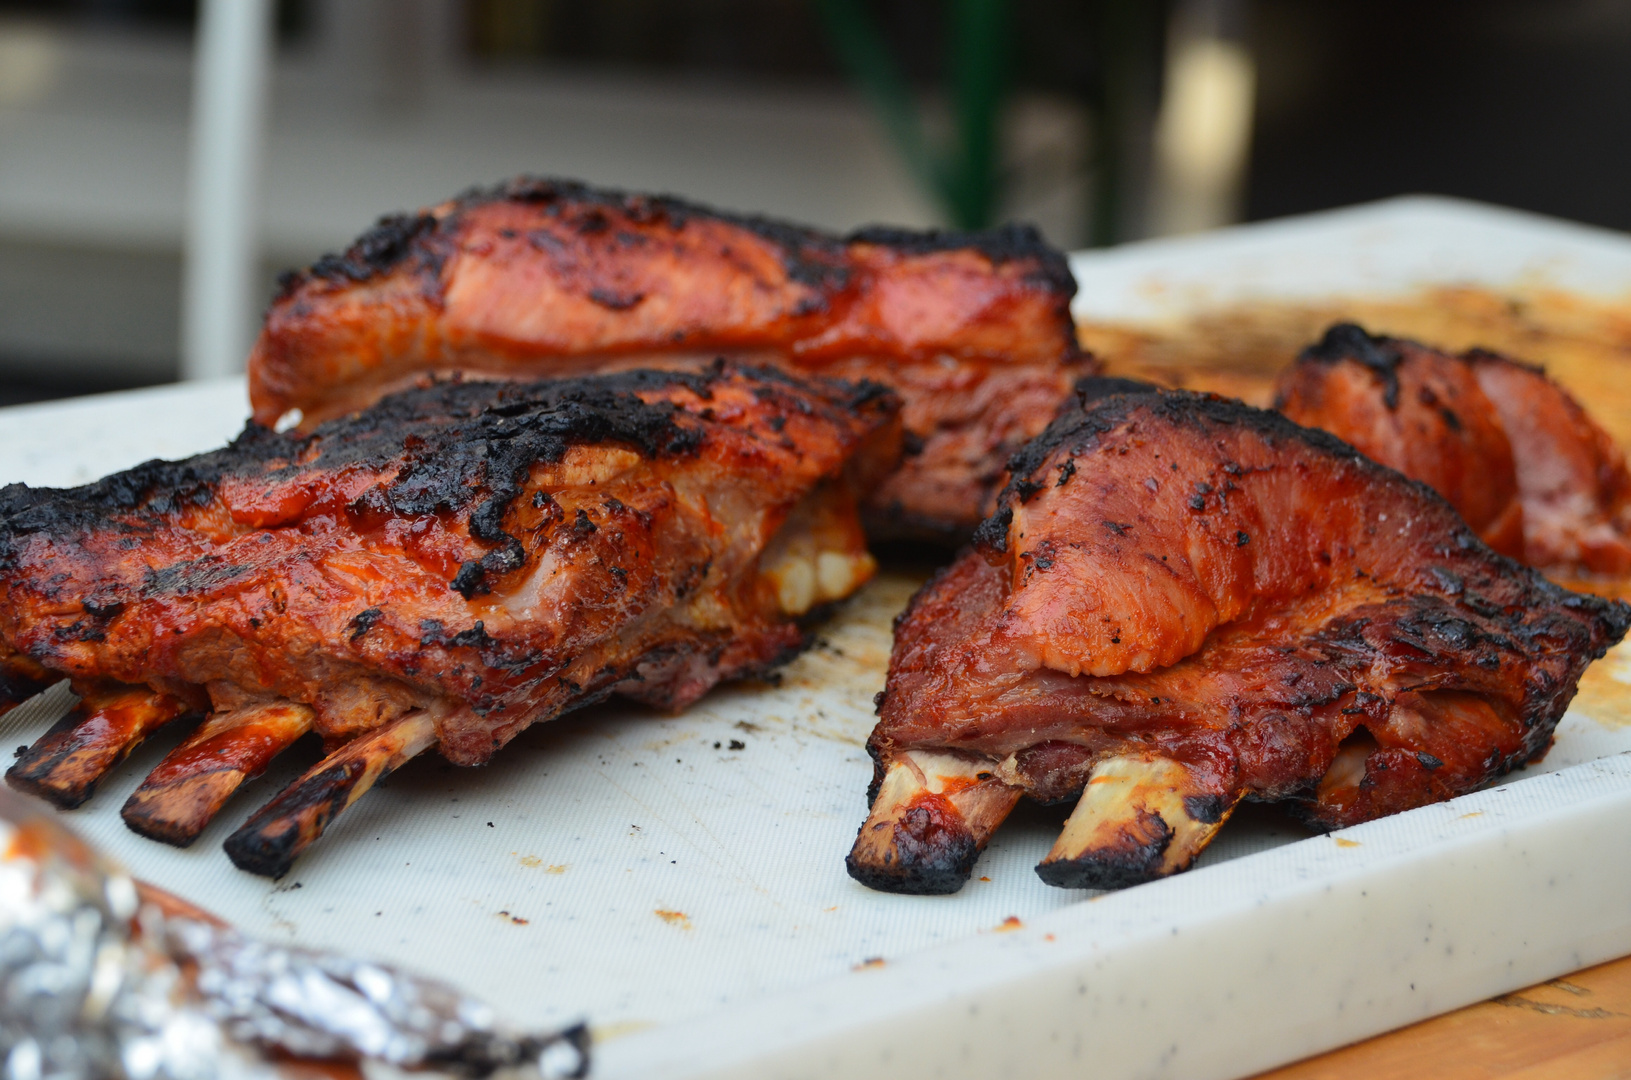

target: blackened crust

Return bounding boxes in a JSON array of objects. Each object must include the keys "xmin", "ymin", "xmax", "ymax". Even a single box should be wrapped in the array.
[
  {"xmin": 291, "ymin": 212, "xmax": 444, "ymax": 294},
  {"xmin": 846, "ymin": 221, "xmax": 1079, "ymax": 296},
  {"xmin": 0, "ymin": 363, "xmax": 891, "ymax": 597},
  {"xmin": 4, "ymin": 709, "xmax": 103, "ymax": 808},
  {"xmin": 966, "ymin": 374, "xmax": 1163, "ymax": 552},
  {"xmin": 984, "ymin": 385, "xmax": 1631, "ymax": 642},
  {"xmin": 222, "ymin": 760, "xmax": 356, "ymax": 879},
  {"xmin": 280, "ymin": 175, "xmax": 1079, "ymax": 301},
  {"xmin": 843, "ymin": 818, "xmax": 981, "ymax": 896},
  {"xmin": 983, "ymin": 387, "xmax": 1453, "ymax": 555},
  {"xmin": 1035, "ymin": 810, "xmax": 1174, "ymax": 890},
  {"xmin": 1296, "ymin": 323, "xmax": 1406, "ymax": 409}
]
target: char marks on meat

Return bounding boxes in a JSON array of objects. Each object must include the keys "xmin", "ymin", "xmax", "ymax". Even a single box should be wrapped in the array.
[
  {"xmin": 250, "ymin": 176, "xmax": 1093, "ymax": 538},
  {"xmin": 848, "ymin": 382, "xmax": 1629, "ymax": 894},
  {"xmin": 0, "ymin": 363, "xmax": 900, "ymax": 876},
  {"xmin": 1277, "ymin": 324, "xmax": 1631, "ymax": 577}
]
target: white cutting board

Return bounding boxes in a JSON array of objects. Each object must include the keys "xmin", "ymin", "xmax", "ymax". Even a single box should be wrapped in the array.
[{"xmin": 1, "ymin": 196, "xmax": 1630, "ymax": 1080}]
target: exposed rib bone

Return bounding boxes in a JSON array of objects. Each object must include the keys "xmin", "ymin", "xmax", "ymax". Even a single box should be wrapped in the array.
[
  {"xmin": 121, "ymin": 701, "xmax": 315, "ymax": 847},
  {"xmin": 1035, "ymin": 755, "xmax": 1237, "ymax": 889},
  {"xmin": 845, "ymin": 749, "xmax": 1022, "ymax": 895},
  {"xmin": 5, "ymin": 683, "xmax": 192, "ymax": 808},
  {"xmin": 1313, "ymin": 727, "xmax": 1377, "ymax": 815},
  {"xmin": 223, "ymin": 710, "xmax": 437, "ymax": 879},
  {"xmin": 0, "ymin": 654, "xmax": 60, "ymax": 716}
]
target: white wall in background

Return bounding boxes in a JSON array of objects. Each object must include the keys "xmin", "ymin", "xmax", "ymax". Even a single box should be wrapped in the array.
[
  {"xmin": 181, "ymin": 0, "xmax": 274, "ymax": 380},
  {"xmin": 0, "ymin": 11, "xmax": 940, "ymax": 380}
]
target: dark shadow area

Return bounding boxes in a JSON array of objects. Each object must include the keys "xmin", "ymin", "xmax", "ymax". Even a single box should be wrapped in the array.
[
  {"xmin": 0, "ymin": 359, "xmax": 168, "ymax": 408},
  {"xmin": 1249, "ymin": 0, "xmax": 1631, "ymax": 232}
]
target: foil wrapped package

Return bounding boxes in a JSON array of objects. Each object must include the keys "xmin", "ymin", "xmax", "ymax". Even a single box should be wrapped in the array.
[{"xmin": 0, "ymin": 789, "xmax": 588, "ymax": 1080}]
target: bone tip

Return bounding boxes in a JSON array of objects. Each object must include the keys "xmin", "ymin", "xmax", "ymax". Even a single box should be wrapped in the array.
[
  {"xmin": 222, "ymin": 822, "xmax": 300, "ymax": 879},
  {"xmin": 844, "ymin": 826, "xmax": 980, "ymax": 895},
  {"xmin": 1031, "ymin": 753, "xmax": 1236, "ymax": 890},
  {"xmin": 1034, "ymin": 796, "xmax": 1182, "ymax": 890},
  {"xmin": 120, "ymin": 794, "xmax": 207, "ymax": 849},
  {"xmin": 5, "ymin": 763, "xmax": 95, "ymax": 810},
  {"xmin": 1035, "ymin": 847, "xmax": 1171, "ymax": 890}
]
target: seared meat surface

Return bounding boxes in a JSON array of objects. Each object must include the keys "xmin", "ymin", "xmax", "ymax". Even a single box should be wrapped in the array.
[
  {"xmin": 1276, "ymin": 324, "xmax": 1631, "ymax": 577},
  {"xmin": 0, "ymin": 364, "xmax": 899, "ymax": 876},
  {"xmin": 848, "ymin": 382, "xmax": 1629, "ymax": 894},
  {"xmin": 249, "ymin": 177, "xmax": 1092, "ymax": 538}
]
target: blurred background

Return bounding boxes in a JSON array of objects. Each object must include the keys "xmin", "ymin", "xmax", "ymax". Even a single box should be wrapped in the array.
[{"xmin": 0, "ymin": 0, "xmax": 1625, "ymax": 402}]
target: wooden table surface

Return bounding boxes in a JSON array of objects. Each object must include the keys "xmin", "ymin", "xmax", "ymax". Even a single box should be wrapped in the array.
[{"xmin": 1255, "ymin": 953, "xmax": 1631, "ymax": 1079}]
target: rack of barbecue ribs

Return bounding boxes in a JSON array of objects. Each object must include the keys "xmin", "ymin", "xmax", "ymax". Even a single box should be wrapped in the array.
[
  {"xmin": 847, "ymin": 379, "xmax": 1630, "ymax": 894},
  {"xmin": 0, "ymin": 363, "xmax": 900, "ymax": 877},
  {"xmin": 248, "ymin": 177, "xmax": 1094, "ymax": 539},
  {"xmin": 1275, "ymin": 324, "xmax": 1631, "ymax": 578}
]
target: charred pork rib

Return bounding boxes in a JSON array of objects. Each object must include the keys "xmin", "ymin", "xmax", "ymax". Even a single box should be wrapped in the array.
[
  {"xmin": 848, "ymin": 381, "xmax": 1629, "ymax": 894},
  {"xmin": 248, "ymin": 177, "xmax": 1092, "ymax": 538},
  {"xmin": 0, "ymin": 364, "xmax": 900, "ymax": 877},
  {"xmin": 1276, "ymin": 324, "xmax": 1631, "ymax": 577}
]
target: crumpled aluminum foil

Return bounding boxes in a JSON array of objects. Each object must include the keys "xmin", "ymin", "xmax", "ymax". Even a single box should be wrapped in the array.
[{"xmin": 0, "ymin": 789, "xmax": 589, "ymax": 1080}]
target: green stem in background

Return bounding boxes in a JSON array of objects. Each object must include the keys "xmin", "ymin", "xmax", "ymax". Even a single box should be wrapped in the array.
[
  {"xmin": 948, "ymin": 0, "xmax": 1009, "ymax": 229},
  {"xmin": 1088, "ymin": 0, "xmax": 1163, "ymax": 247},
  {"xmin": 813, "ymin": 0, "xmax": 946, "ymax": 211},
  {"xmin": 814, "ymin": 0, "xmax": 1011, "ymax": 230}
]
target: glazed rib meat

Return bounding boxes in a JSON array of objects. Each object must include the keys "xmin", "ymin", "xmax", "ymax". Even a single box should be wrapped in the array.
[
  {"xmin": 1276, "ymin": 324, "xmax": 1631, "ymax": 577},
  {"xmin": 0, "ymin": 364, "xmax": 900, "ymax": 876},
  {"xmin": 249, "ymin": 177, "xmax": 1093, "ymax": 538},
  {"xmin": 847, "ymin": 380, "xmax": 1629, "ymax": 894}
]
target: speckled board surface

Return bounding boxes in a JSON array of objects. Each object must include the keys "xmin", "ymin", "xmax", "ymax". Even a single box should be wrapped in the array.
[{"xmin": 1, "ymin": 197, "xmax": 1630, "ymax": 1080}]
